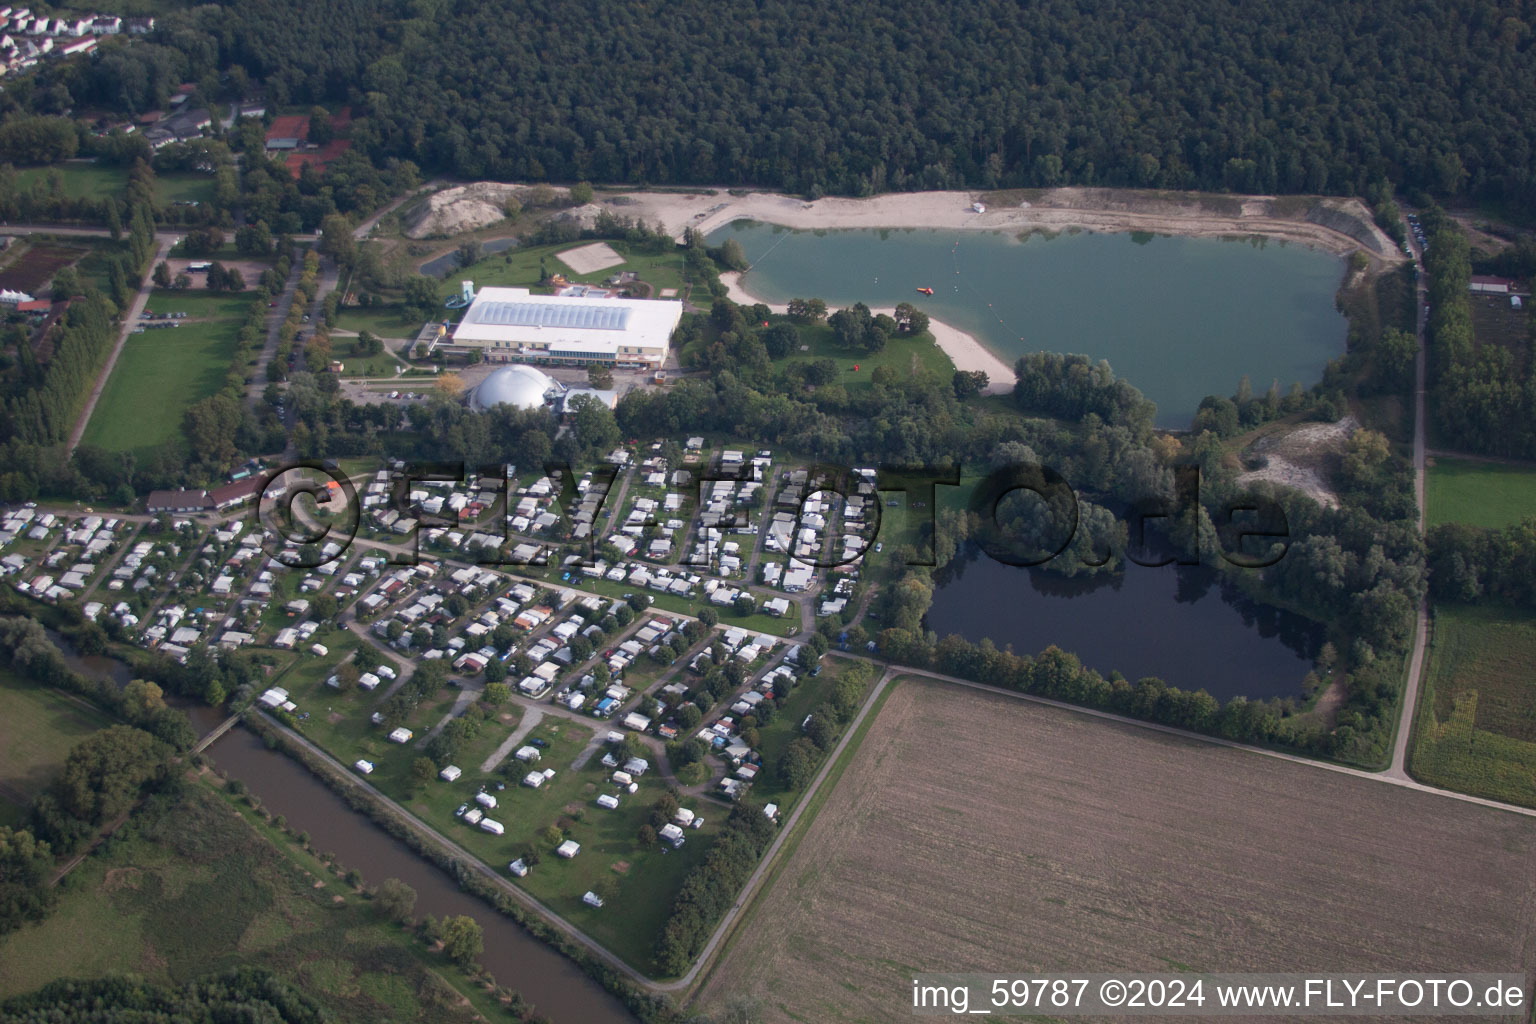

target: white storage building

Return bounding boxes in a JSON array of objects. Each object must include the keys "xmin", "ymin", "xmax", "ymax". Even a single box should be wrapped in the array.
[{"xmin": 450, "ymin": 286, "xmax": 681, "ymax": 369}]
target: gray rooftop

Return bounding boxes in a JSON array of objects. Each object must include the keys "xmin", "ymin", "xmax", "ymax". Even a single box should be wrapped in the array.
[{"xmin": 467, "ymin": 301, "xmax": 633, "ymax": 331}]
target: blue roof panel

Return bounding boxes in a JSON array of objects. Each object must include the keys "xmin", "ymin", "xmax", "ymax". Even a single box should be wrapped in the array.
[{"xmin": 470, "ymin": 301, "xmax": 632, "ymax": 331}]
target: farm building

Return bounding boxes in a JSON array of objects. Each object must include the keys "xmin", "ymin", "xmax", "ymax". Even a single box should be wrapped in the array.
[{"xmin": 448, "ymin": 285, "xmax": 681, "ymax": 369}]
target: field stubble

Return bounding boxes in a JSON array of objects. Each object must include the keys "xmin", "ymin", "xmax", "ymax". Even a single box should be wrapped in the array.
[{"xmin": 698, "ymin": 677, "xmax": 1536, "ymax": 1023}]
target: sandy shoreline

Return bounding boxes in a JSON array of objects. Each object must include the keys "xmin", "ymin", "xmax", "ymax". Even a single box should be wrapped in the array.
[
  {"xmin": 602, "ymin": 185, "xmax": 1399, "ymax": 396},
  {"xmin": 609, "ymin": 186, "xmax": 1403, "ymax": 262},
  {"xmin": 718, "ymin": 271, "xmax": 1014, "ymax": 392}
]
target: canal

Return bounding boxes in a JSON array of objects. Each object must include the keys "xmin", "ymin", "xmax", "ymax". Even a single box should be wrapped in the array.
[
  {"xmin": 202, "ymin": 727, "xmax": 635, "ymax": 1024},
  {"xmin": 46, "ymin": 629, "xmax": 634, "ymax": 1024},
  {"xmin": 708, "ymin": 223, "xmax": 1347, "ymax": 427}
]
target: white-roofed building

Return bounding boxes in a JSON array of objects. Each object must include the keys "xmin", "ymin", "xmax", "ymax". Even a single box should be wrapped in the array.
[
  {"xmin": 450, "ymin": 285, "xmax": 681, "ymax": 369},
  {"xmin": 468, "ymin": 363, "xmax": 561, "ymax": 412}
]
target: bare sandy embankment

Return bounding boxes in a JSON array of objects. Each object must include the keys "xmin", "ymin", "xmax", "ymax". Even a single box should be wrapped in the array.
[
  {"xmin": 718, "ymin": 271, "xmax": 1014, "ymax": 393},
  {"xmin": 609, "ymin": 186, "xmax": 1402, "ymax": 261}
]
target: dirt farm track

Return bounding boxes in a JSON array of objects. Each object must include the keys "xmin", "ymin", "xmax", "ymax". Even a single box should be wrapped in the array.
[{"xmin": 696, "ymin": 677, "xmax": 1536, "ymax": 1024}]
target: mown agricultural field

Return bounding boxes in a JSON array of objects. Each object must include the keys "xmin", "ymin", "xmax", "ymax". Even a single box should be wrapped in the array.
[
  {"xmin": 0, "ymin": 781, "xmax": 502, "ymax": 1024},
  {"xmin": 1426, "ymin": 456, "xmax": 1536, "ymax": 530},
  {"xmin": 0, "ymin": 669, "xmax": 112, "ymax": 827},
  {"xmin": 79, "ymin": 289, "xmax": 249, "ymax": 462},
  {"xmin": 696, "ymin": 676, "xmax": 1536, "ymax": 1023},
  {"xmin": 1412, "ymin": 603, "xmax": 1536, "ymax": 807}
]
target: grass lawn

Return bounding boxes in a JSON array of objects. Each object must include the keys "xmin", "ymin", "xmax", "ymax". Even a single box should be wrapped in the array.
[
  {"xmin": 17, "ymin": 163, "xmax": 126, "ymax": 202},
  {"xmin": 778, "ymin": 320, "xmax": 955, "ymax": 391},
  {"xmin": 79, "ymin": 289, "xmax": 250, "ymax": 462},
  {"xmin": 559, "ymin": 573, "xmax": 800, "ymax": 638},
  {"xmin": 0, "ymin": 668, "xmax": 113, "ymax": 825},
  {"xmin": 374, "ymin": 713, "xmax": 721, "ymax": 971},
  {"xmin": 441, "ymin": 240, "xmax": 693, "ymax": 303},
  {"xmin": 1411, "ymin": 603, "xmax": 1536, "ymax": 806},
  {"xmin": 1426, "ymin": 456, "xmax": 1536, "ymax": 529},
  {"xmin": 287, "ymin": 659, "xmax": 721, "ymax": 970},
  {"xmin": 16, "ymin": 164, "xmax": 217, "ymax": 207},
  {"xmin": 156, "ymin": 172, "xmax": 218, "ymax": 206},
  {"xmin": 333, "ymin": 334, "xmax": 409, "ymax": 378},
  {"xmin": 335, "ymin": 306, "xmax": 424, "ymax": 339},
  {"xmin": 0, "ymin": 782, "xmax": 499, "ymax": 1024},
  {"xmin": 70, "ymin": 239, "xmax": 137, "ymax": 294}
]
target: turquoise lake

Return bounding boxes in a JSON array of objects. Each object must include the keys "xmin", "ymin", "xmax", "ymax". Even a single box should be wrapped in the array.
[{"xmin": 708, "ymin": 222, "xmax": 1348, "ymax": 427}]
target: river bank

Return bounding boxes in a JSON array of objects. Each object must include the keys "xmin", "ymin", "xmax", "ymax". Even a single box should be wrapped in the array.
[{"xmin": 717, "ymin": 270, "xmax": 1015, "ymax": 393}]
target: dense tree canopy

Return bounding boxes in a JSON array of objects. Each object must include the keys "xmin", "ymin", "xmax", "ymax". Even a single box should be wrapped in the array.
[
  {"xmin": 0, "ymin": 969, "xmax": 327, "ymax": 1023},
  {"xmin": 10, "ymin": 1, "xmax": 1536, "ymax": 213}
]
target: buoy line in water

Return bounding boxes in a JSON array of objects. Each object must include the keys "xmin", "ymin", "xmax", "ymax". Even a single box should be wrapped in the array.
[
  {"xmin": 745, "ymin": 228, "xmax": 794, "ymax": 275},
  {"xmin": 951, "ymin": 235, "xmax": 1029, "ymax": 343}
]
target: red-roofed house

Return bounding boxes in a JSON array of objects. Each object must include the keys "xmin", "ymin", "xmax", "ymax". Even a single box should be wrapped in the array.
[{"xmin": 210, "ymin": 477, "xmax": 262, "ymax": 511}]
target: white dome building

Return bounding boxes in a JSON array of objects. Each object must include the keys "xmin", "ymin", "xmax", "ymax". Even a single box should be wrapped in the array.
[{"xmin": 469, "ymin": 365, "xmax": 560, "ymax": 412}]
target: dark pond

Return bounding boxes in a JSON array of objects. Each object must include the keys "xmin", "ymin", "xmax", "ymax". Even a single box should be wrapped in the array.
[
  {"xmin": 421, "ymin": 237, "xmax": 519, "ymax": 278},
  {"xmin": 924, "ymin": 549, "xmax": 1323, "ymax": 701}
]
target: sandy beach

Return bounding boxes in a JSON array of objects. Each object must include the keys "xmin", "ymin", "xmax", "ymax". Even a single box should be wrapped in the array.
[
  {"xmin": 603, "ymin": 185, "xmax": 1399, "ymax": 396},
  {"xmin": 609, "ymin": 186, "xmax": 1402, "ymax": 261},
  {"xmin": 718, "ymin": 271, "xmax": 1014, "ymax": 393}
]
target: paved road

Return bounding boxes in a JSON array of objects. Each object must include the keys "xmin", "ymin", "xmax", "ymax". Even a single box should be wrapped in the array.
[
  {"xmin": 79, "ymin": 520, "xmax": 145, "ymax": 602},
  {"xmin": 247, "ymin": 255, "xmax": 303, "ymax": 412},
  {"xmin": 416, "ymin": 685, "xmax": 480, "ymax": 749},
  {"xmin": 2, "ymin": 223, "xmax": 189, "ymax": 241},
  {"xmin": 481, "ymin": 706, "xmax": 545, "ymax": 772},
  {"xmin": 351, "ymin": 184, "xmax": 436, "ymax": 241},
  {"xmin": 66, "ymin": 237, "xmax": 175, "ymax": 452},
  {"xmin": 1387, "ymin": 226, "xmax": 1431, "ymax": 781}
]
